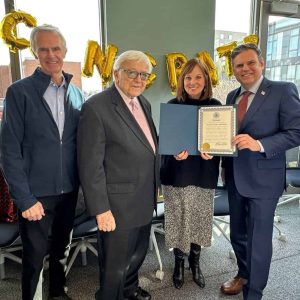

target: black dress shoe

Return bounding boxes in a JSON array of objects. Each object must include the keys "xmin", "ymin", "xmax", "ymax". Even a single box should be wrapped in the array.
[
  {"xmin": 126, "ymin": 287, "xmax": 151, "ymax": 300},
  {"xmin": 48, "ymin": 291, "xmax": 73, "ymax": 300}
]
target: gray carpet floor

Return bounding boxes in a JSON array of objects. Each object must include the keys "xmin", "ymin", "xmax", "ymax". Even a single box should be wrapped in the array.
[{"xmin": 0, "ymin": 199, "xmax": 299, "ymax": 300}]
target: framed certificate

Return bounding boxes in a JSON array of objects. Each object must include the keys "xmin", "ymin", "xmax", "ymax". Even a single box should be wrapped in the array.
[{"xmin": 198, "ymin": 105, "xmax": 237, "ymax": 156}]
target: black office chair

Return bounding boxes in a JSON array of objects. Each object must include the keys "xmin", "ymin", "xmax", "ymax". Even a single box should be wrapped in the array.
[
  {"xmin": 278, "ymin": 146, "xmax": 300, "ymax": 207},
  {"xmin": 278, "ymin": 167, "xmax": 300, "ymax": 207},
  {"xmin": 213, "ymin": 187, "xmax": 236, "ymax": 260},
  {"xmin": 274, "ymin": 147, "xmax": 300, "ymax": 235},
  {"xmin": 274, "ymin": 165, "xmax": 300, "ymax": 243},
  {"xmin": 149, "ymin": 201, "xmax": 165, "ymax": 280},
  {"xmin": 0, "ymin": 221, "xmax": 22, "ymax": 279},
  {"xmin": 65, "ymin": 211, "xmax": 98, "ymax": 276}
]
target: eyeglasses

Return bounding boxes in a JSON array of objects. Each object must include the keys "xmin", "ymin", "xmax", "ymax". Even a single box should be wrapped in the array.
[{"xmin": 120, "ymin": 69, "xmax": 151, "ymax": 81}]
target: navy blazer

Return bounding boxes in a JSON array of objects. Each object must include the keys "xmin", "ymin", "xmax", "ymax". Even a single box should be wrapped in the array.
[
  {"xmin": 0, "ymin": 68, "xmax": 83, "ymax": 211},
  {"xmin": 224, "ymin": 78, "xmax": 300, "ymax": 198},
  {"xmin": 77, "ymin": 84, "xmax": 159, "ymax": 229}
]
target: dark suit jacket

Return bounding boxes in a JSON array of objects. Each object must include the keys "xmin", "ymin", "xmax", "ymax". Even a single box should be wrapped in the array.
[
  {"xmin": 77, "ymin": 84, "xmax": 159, "ymax": 229},
  {"xmin": 224, "ymin": 78, "xmax": 300, "ymax": 199}
]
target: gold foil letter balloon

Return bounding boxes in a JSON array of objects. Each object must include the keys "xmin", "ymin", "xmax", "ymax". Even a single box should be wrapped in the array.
[
  {"xmin": 197, "ymin": 51, "xmax": 218, "ymax": 87},
  {"xmin": 216, "ymin": 41, "xmax": 237, "ymax": 78},
  {"xmin": 166, "ymin": 52, "xmax": 187, "ymax": 94},
  {"xmin": 243, "ymin": 34, "xmax": 259, "ymax": 45},
  {"xmin": 82, "ymin": 40, "xmax": 118, "ymax": 87},
  {"xmin": 144, "ymin": 52, "xmax": 157, "ymax": 89},
  {"xmin": 0, "ymin": 10, "xmax": 37, "ymax": 53}
]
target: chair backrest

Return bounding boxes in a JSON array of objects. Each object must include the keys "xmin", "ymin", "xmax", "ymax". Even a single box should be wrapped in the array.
[
  {"xmin": 152, "ymin": 202, "xmax": 164, "ymax": 224},
  {"xmin": 73, "ymin": 210, "xmax": 92, "ymax": 226},
  {"xmin": 214, "ymin": 187, "xmax": 229, "ymax": 217},
  {"xmin": 286, "ymin": 168, "xmax": 300, "ymax": 188},
  {"xmin": 72, "ymin": 212, "xmax": 97, "ymax": 239},
  {"xmin": 0, "ymin": 221, "xmax": 20, "ymax": 248},
  {"xmin": 285, "ymin": 146, "xmax": 300, "ymax": 188},
  {"xmin": 286, "ymin": 146, "xmax": 300, "ymax": 168}
]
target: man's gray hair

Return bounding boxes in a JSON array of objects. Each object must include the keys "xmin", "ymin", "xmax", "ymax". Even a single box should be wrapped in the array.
[
  {"xmin": 231, "ymin": 43, "xmax": 263, "ymax": 61},
  {"xmin": 30, "ymin": 24, "xmax": 67, "ymax": 55},
  {"xmin": 113, "ymin": 50, "xmax": 152, "ymax": 74}
]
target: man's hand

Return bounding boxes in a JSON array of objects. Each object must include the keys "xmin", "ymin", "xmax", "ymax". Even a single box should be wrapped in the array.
[
  {"xmin": 96, "ymin": 210, "xmax": 116, "ymax": 232},
  {"xmin": 174, "ymin": 150, "xmax": 189, "ymax": 160},
  {"xmin": 22, "ymin": 201, "xmax": 45, "ymax": 221},
  {"xmin": 233, "ymin": 134, "xmax": 261, "ymax": 152}
]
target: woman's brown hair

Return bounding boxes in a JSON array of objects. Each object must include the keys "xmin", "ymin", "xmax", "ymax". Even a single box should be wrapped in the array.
[{"xmin": 176, "ymin": 58, "xmax": 213, "ymax": 101}]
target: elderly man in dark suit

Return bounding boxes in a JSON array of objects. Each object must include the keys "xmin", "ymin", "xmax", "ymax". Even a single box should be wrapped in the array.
[
  {"xmin": 77, "ymin": 50, "xmax": 158, "ymax": 300},
  {"xmin": 221, "ymin": 43, "xmax": 300, "ymax": 300}
]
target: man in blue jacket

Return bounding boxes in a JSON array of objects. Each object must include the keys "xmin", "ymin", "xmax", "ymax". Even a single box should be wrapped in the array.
[
  {"xmin": 221, "ymin": 43, "xmax": 300, "ymax": 300},
  {"xmin": 0, "ymin": 24, "xmax": 83, "ymax": 300}
]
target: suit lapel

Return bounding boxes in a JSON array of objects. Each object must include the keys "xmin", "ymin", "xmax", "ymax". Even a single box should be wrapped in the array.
[
  {"xmin": 228, "ymin": 88, "xmax": 241, "ymax": 105},
  {"xmin": 138, "ymin": 95, "xmax": 158, "ymax": 150},
  {"xmin": 240, "ymin": 78, "xmax": 271, "ymax": 131},
  {"xmin": 111, "ymin": 85, "xmax": 156, "ymax": 154}
]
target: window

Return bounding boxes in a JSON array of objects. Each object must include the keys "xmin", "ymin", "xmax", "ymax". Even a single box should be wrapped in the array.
[
  {"xmin": 274, "ymin": 66, "xmax": 281, "ymax": 81},
  {"xmin": 265, "ymin": 67, "xmax": 271, "ymax": 78},
  {"xmin": 289, "ymin": 35, "xmax": 298, "ymax": 57},
  {"xmin": 296, "ymin": 65, "xmax": 300, "ymax": 80},
  {"xmin": 267, "ymin": 35, "xmax": 273, "ymax": 61},
  {"xmin": 0, "ymin": 1, "xmax": 12, "ymax": 104},
  {"xmin": 276, "ymin": 32, "xmax": 283, "ymax": 60},
  {"xmin": 287, "ymin": 65, "xmax": 296, "ymax": 81},
  {"xmin": 272, "ymin": 39, "xmax": 278, "ymax": 60},
  {"xmin": 14, "ymin": 0, "xmax": 102, "ymax": 97},
  {"xmin": 267, "ymin": 16, "xmax": 300, "ymax": 92},
  {"xmin": 282, "ymin": 34, "xmax": 290, "ymax": 59},
  {"xmin": 291, "ymin": 28, "xmax": 299, "ymax": 36},
  {"xmin": 280, "ymin": 65, "xmax": 288, "ymax": 81},
  {"xmin": 214, "ymin": 0, "xmax": 252, "ymax": 102}
]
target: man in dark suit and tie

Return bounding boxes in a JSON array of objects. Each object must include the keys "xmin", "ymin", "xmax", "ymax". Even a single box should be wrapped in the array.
[
  {"xmin": 77, "ymin": 50, "xmax": 158, "ymax": 300},
  {"xmin": 220, "ymin": 43, "xmax": 300, "ymax": 300}
]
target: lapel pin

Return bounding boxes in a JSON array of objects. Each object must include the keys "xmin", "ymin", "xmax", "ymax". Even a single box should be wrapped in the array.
[{"xmin": 261, "ymin": 91, "xmax": 265, "ymax": 95}]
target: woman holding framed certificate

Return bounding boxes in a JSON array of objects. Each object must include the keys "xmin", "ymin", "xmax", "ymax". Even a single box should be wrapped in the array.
[{"xmin": 160, "ymin": 58, "xmax": 221, "ymax": 290}]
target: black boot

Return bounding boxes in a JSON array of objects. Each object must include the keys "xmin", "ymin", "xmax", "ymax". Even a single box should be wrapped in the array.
[
  {"xmin": 188, "ymin": 243, "xmax": 205, "ymax": 288},
  {"xmin": 173, "ymin": 248, "xmax": 185, "ymax": 289}
]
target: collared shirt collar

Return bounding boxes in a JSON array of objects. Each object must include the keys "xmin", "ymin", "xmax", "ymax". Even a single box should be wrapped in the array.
[
  {"xmin": 49, "ymin": 75, "xmax": 66, "ymax": 88},
  {"xmin": 240, "ymin": 75, "xmax": 264, "ymax": 95},
  {"xmin": 115, "ymin": 83, "xmax": 138, "ymax": 106}
]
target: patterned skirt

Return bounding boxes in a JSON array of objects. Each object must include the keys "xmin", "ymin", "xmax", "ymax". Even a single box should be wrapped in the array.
[{"xmin": 162, "ymin": 185, "xmax": 214, "ymax": 253}]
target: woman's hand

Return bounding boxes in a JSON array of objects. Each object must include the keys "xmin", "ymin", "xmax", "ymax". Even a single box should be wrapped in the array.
[
  {"xmin": 200, "ymin": 152, "xmax": 213, "ymax": 160},
  {"xmin": 174, "ymin": 150, "xmax": 189, "ymax": 160}
]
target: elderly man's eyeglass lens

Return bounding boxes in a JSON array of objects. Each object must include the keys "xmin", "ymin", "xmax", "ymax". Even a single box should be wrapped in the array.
[{"xmin": 121, "ymin": 69, "xmax": 150, "ymax": 81}]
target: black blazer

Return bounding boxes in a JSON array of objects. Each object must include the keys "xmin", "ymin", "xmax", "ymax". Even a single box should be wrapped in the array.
[{"xmin": 77, "ymin": 84, "xmax": 159, "ymax": 229}]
